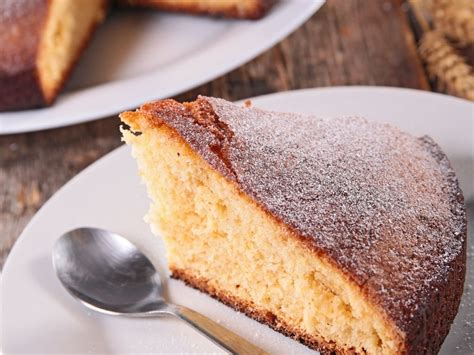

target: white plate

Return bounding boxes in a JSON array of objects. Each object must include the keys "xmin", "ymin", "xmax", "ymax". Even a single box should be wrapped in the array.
[
  {"xmin": 2, "ymin": 87, "xmax": 473, "ymax": 354},
  {"xmin": 0, "ymin": 0, "xmax": 324, "ymax": 135}
]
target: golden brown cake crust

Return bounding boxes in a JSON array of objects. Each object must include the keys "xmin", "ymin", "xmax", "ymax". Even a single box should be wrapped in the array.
[
  {"xmin": 0, "ymin": 0, "xmax": 108, "ymax": 111},
  {"xmin": 129, "ymin": 96, "xmax": 466, "ymax": 354},
  {"xmin": 122, "ymin": 0, "xmax": 274, "ymax": 19},
  {"xmin": 171, "ymin": 267, "xmax": 360, "ymax": 354}
]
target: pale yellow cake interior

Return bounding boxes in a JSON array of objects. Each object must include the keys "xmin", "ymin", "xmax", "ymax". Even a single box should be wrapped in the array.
[
  {"xmin": 121, "ymin": 112, "xmax": 404, "ymax": 355},
  {"xmin": 37, "ymin": 0, "xmax": 106, "ymax": 101}
]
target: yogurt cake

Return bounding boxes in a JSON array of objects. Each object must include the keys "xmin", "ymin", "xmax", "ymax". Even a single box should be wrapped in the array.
[{"xmin": 120, "ymin": 96, "xmax": 466, "ymax": 354}]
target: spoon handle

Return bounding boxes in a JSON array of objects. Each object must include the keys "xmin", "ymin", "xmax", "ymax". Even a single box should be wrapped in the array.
[{"xmin": 173, "ymin": 305, "xmax": 267, "ymax": 355}]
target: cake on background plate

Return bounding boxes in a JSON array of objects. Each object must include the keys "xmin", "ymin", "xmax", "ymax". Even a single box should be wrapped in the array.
[
  {"xmin": 0, "ymin": 0, "xmax": 273, "ymax": 111},
  {"xmin": 0, "ymin": 0, "xmax": 108, "ymax": 111},
  {"xmin": 120, "ymin": 96, "xmax": 466, "ymax": 354}
]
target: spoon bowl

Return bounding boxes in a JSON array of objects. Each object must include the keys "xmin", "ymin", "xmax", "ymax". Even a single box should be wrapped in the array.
[
  {"xmin": 52, "ymin": 227, "xmax": 266, "ymax": 354},
  {"xmin": 53, "ymin": 227, "xmax": 165, "ymax": 315}
]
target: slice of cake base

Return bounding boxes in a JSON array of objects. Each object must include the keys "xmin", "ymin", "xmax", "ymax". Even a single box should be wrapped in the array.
[{"xmin": 121, "ymin": 109, "xmax": 404, "ymax": 354}]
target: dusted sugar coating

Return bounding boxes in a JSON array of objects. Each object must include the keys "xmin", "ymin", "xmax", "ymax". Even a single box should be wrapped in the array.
[{"xmin": 135, "ymin": 96, "xmax": 466, "ymax": 353}]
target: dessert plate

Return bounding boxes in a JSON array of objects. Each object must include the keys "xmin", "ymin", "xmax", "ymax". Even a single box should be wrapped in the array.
[
  {"xmin": 2, "ymin": 87, "xmax": 473, "ymax": 354},
  {"xmin": 0, "ymin": 0, "xmax": 324, "ymax": 135}
]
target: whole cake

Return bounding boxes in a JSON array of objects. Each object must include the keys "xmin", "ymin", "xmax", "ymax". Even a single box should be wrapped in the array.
[
  {"xmin": 120, "ymin": 96, "xmax": 466, "ymax": 354},
  {"xmin": 0, "ymin": 0, "xmax": 108, "ymax": 111}
]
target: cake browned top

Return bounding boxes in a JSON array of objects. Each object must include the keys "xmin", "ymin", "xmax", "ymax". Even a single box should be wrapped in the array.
[{"xmin": 135, "ymin": 96, "xmax": 466, "ymax": 341}]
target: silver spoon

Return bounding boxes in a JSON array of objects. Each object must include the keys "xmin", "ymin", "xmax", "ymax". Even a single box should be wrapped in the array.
[{"xmin": 52, "ymin": 227, "xmax": 266, "ymax": 354}]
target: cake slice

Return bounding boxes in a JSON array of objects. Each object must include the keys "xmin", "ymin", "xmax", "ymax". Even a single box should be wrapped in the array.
[
  {"xmin": 122, "ymin": 0, "xmax": 273, "ymax": 19},
  {"xmin": 120, "ymin": 96, "xmax": 466, "ymax": 354},
  {"xmin": 0, "ymin": 0, "xmax": 108, "ymax": 111}
]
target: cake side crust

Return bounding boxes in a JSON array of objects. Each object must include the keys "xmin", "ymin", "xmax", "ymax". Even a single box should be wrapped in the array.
[
  {"xmin": 401, "ymin": 136, "xmax": 467, "ymax": 354},
  {"xmin": 122, "ymin": 0, "xmax": 274, "ymax": 19},
  {"xmin": 0, "ymin": 68, "xmax": 47, "ymax": 111},
  {"xmin": 171, "ymin": 267, "xmax": 358, "ymax": 355}
]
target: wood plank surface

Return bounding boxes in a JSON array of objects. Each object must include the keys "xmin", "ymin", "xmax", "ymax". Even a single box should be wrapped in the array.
[{"xmin": 0, "ymin": 0, "xmax": 431, "ymax": 268}]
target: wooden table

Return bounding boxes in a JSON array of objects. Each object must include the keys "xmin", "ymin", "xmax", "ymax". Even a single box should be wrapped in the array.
[{"xmin": 0, "ymin": 0, "xmax": 437, "ymax": 268}]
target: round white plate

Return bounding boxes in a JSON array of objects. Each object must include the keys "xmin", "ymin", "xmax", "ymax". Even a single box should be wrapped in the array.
[
  {"xmin": 0, "ymin": 0, "xmax": 324, "ymax": 135},
  {"xmin": 2, "ymin": 87, "xmax": 473, "ymax": 354}
]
